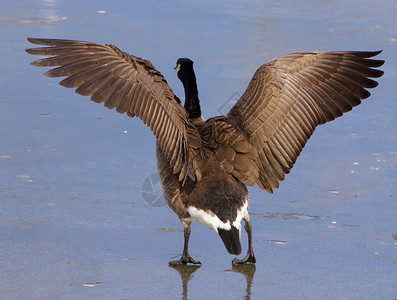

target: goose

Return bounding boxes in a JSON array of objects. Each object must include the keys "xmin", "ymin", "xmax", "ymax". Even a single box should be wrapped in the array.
[{"xmin": 26, "ymin": 38, "xmax": 384, "ymax": 266}]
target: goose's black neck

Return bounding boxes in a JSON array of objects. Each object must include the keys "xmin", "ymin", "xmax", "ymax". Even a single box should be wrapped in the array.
[
  {"xmin": 182, "ymin": 74, "xmax": 201, "ymax": 119},
  {"xmin": 176, "ymin": 59, "xmax": 202, "ymax": 119}
]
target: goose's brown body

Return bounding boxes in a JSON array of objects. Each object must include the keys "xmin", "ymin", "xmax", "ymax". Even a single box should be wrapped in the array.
[
  {"xmin": 158, "ymin": 141, "xmax": 248, "ymax": 223},
  {"xmin": 157, "ymin": 140, "xmax": 249, "ymax": 256},
  {"xmin": 26, "ymin": 38, "xmax": 384, "ymax": 265}
]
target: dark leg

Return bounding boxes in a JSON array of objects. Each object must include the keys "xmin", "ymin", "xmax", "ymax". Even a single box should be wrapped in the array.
[
  {"xmin": 232, "ymin": 215, "xmax": 256, "ymax": 266},
  {"xmin": 169, "ymin": 220, "xmax": 201, "ymax": 266}
]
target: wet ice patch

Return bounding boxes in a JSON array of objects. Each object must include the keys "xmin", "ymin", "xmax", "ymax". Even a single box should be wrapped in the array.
[
  {"xmin": 328, "ymin": 190, "xmax": 340, "ymax": 195},
  {"xmin": 328, "ymin": 225, "xmax": 342, "ymax": 230},
  {"xmin": 84, "ymin": 282, "xmax": 103, "ymax": 287},
  {"xmin": 3, "ymin": 217, "xmax": 46, "ymax": 228},
  {"xmin": 341, "ymin": 224, "xmax": 359, "ymax": 228},
  {"xmin": 16, "ymin": 174, "xmax": 32, "ymax": 183},
  {"xmin": 267, "ymin": 240, "xmax": 287, "ymax": 244},
  {"xmin": 254, "ymin": 212, "xmax": 324, "ymax": 221},
  {"xmin": 155, "ymin": 228, "xmax": 183, "ymax": 233},
  {"xmin": 0, "ymin": 16, "xmax": 67, "ymax": 24}
]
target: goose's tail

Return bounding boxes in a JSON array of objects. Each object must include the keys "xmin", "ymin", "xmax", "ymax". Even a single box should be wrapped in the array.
[{"xmin": 218, "ymin": 225, "xmax": 242, "ymax": 255}]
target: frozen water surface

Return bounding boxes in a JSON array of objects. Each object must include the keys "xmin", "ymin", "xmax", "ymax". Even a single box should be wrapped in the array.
[{"xmin": 1, "ymin": 0, "xmax": 396, "ymax": 299}]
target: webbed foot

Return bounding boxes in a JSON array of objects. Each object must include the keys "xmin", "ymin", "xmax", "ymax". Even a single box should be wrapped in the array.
[
  {"xmin": 169, "ymin": 255, "xmax": 202, "ymax": 266},
  {"xmin": 232, "ymin": 250, "xmax": 256, "ymax": 266}
]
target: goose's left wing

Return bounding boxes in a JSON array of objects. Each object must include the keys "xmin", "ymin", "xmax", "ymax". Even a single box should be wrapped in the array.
[{"xmin": 26, "ymin": 38, "xmax": 202, "ymax": 182}]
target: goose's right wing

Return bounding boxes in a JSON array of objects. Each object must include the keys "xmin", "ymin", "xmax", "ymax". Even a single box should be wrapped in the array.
[
  {"xmin": 26, "ymin": 38, "xmax": 202, "ymax": 182},
  {"xmin": 225, "ymin": 50, "xmax": 384, "ymax": 193}
]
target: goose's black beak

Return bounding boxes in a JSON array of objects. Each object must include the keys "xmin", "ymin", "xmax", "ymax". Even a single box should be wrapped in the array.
[{"xmin": 173, "ymin": 66, "xmax": 177, "ymax": 70}]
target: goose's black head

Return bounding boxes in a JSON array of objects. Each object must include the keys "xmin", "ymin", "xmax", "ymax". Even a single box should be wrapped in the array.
[
  {"xmin": 174, "ymin": 58, "xmax": 201, "ymax": 119},
  {"xmin": 174, "ymin": 58, "xmax": 194, "ymax": 82}
]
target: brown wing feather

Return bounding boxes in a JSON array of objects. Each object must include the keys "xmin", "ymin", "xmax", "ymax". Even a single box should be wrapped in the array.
[
  {"xmin": 26, "ymin": 38, "xmax": 202, "ymax": 182},
  {"xmin": 227, "ymin": 50, "xmax": 384, "ymax": 193},
  {"xmin": 200, "ymin": 117, "xmax": 259, "ymax": 187}
]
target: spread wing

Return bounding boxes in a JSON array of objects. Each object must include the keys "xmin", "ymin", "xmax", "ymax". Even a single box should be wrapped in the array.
[
  {"xmin": 26, "ymin": 38, "xmax": 202, "ymax": 181},
  {"xmin": 224, "ymin": 50, "xmax": 384, "ymax": 193}
]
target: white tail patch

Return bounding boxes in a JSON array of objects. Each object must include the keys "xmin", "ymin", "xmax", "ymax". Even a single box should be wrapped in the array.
[{"xmin": 185, "ymin": 200, "xmax": 248, "ymax": 234}]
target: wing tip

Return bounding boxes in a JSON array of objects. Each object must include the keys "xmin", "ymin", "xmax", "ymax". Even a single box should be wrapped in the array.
[
  {"xmin": 27, "ymin": 37, "xmax": 49, "ymax": 45},
  {"xmin": 377, "ymin": 69, "xmax": 385, "ymax": 77},
  {"xmin": 371, "ymin": 49, "xmax": 383, "ymax": 56},
  {"xmin": 363, "ymin": 49, "xmax": 383, "ymax": 57},
  {"xmin": 27, "ymin": 37, "xmax": 88, "ymax": 47},
  {"xmin": 352, "ymin": 50, "xmax": 385, "ymax": 68},
  {"xmin": 345, "ymin": 49, "xmax": 383, "ymax": 57},
  {"xmin": 29, "ymin": 59, "xmax": 44, "ymax": 67}
]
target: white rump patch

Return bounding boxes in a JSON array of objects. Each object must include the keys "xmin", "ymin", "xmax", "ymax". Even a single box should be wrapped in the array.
[{"xmin": 185, "ymin": 200, "xmax": 248, "ymax": 234}]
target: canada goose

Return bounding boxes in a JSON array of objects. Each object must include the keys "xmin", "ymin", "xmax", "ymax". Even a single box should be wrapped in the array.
[{"xmin": 26, "ymin": 38, "xmax": 384, "ymax": 266}]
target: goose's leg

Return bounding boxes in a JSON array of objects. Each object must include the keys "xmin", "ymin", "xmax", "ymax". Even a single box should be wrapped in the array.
[
  {"xmin": 232, "ymin": 214, "xmax": 256, "ymax": 265},
  {"xmin": 169, "ymin": 220, "xmax": 201, "ymax": 266}
]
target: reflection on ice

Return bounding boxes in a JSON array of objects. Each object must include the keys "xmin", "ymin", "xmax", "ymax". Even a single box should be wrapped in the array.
[
  {"xmin": 169, "ymin": 264, "xmax": 256, "ymax": 300},
  {"xmin": 169, "ymin": 264, "xmax": 200, "ymax": 300},
  {"xmin": 225, "ymin": 264, "xmax": 256, "ymax": 300}
]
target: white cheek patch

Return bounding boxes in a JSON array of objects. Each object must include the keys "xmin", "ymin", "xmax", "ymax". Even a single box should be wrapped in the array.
[
  {"xmin": 185, "ymin": 199, "xmax": 249, "ymax": 234},
  {"xmin": 175, "ymin": 63, "xmax": 181, "ymax": 74}
]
